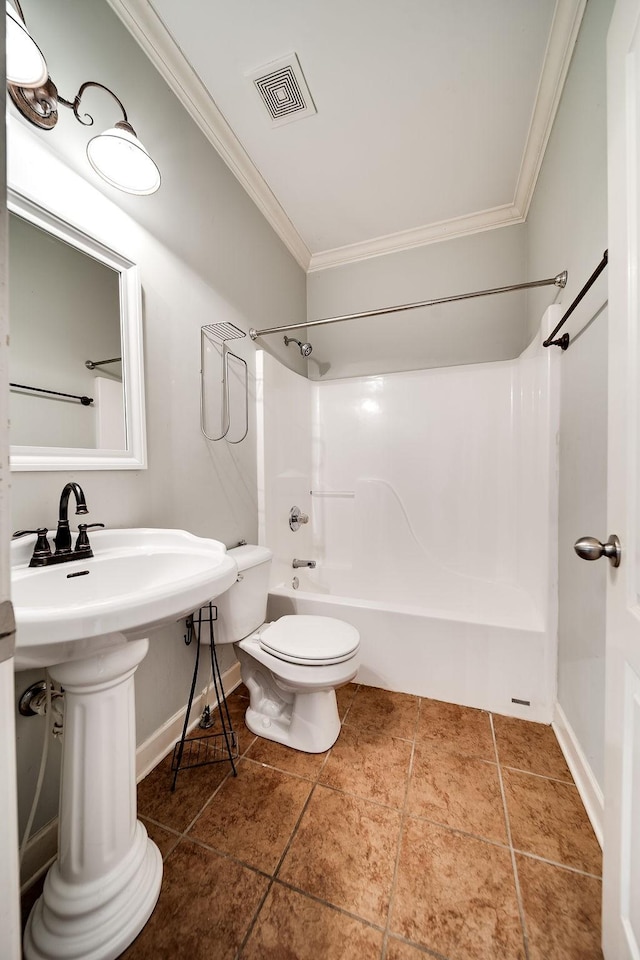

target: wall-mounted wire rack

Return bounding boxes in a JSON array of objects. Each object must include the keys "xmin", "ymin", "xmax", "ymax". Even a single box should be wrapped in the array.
[{"xmin": 200, "ymin": 322, "xmax": 248, "ymax": 443}]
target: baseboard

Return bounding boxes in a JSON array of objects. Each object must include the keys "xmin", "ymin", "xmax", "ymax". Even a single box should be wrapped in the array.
[
  {"xmin": 20, "ymin": 660, "xmax": 242, "ymax": 893},
  {"xmin": 136, "ymin": 660, "xmax": 242, "ymax": 781},
  {"xmin": 552, "ymin": 701, "xmax": 604, "ymax": 848}
]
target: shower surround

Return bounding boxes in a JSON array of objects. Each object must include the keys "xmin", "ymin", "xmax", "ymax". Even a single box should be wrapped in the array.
[{"xmin": 257, "ymin": 309, "xmax": 560, "ymax": 722}]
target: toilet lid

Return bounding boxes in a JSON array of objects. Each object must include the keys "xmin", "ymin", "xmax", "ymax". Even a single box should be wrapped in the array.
[{"xmin": 259, "ymin": 615, "xmax": 360, "ymax": 665}]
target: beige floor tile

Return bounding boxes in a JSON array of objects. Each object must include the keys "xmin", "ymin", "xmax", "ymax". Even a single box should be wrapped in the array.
[
  {"xmin": 494, "ymin": 714, "xmax": 573, "ymax": 781},
  {"xmin": 416, "ymin": 698, "xmax": 495, "ymax": 760},
  {"xmin": 245, "ymin": 736, "xmax": 328, "ymax": 780},
  {"xmin": 386, "ymin": 938, "xmax": 435, "ymax": 960},
  {"xmin": 336, "ymin": 681, "xmax": 359, "ymax": 720},
  {"xmin": 137, "ymin": 749, "xmax": 231, "ymax": 833},
  {"xmin": 517, "ymin": 854, "xmax": 603, "ymax": 960},
  {"xmin": 241, "ymin": 882, "xmax": 383, "ymax": 959},
  {"xmin": 120, "ymin": 688, "xmax": 605, "ymax": 958},
  {"xmin": 121, "ymin": 839, "xmax": 268, "ymax": 960},
  {"xmin": 141, "ymin": 817, "xmax": 181, "ymax": 860},
  {"xmin": 344, "ymin": 684, "xmax": 419, "ymax": 740},
  {"xmin": 407, "ymin": 742, "xmax": 507, "ymax": 843},
  {"xmin": 278, "ymin": 784, "xmax": 401, "ymax": 926},
  {"xmin": 503, "ymin": 769, "xmax": 602, "ymax": 875},
  {"xmin": 319, "ymin": 724, "xmax": 413, "ymax": 808},
  {"xmin": 188, "ymin": 758, "xmax": 312, "ymax": 873},
  {"xmin": 390, "ymin": 817, "xmax": 525, "ymax": 960}
]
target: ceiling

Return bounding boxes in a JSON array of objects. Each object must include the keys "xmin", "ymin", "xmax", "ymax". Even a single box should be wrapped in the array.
[{"xmin": 108, "ymin": 0, "xmax": 585, "ymax": 271}]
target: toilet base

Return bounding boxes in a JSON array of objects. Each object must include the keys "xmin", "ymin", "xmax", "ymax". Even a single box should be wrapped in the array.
[
  {"xmin": 235, "ymin": 636, "xmax": 358, "ymax": 753},
  {"xmin": 245, "ymin": 687, "xmax": 341, "ymax": 753}
]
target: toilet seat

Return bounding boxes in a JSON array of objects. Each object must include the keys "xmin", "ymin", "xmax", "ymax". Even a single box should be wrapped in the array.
[{"xmin": 259, "ymin": 615, "xmax": 360, "ymax": 666}]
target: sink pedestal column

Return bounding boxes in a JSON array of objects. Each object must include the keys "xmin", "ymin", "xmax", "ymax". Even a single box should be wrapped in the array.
[{"xmin": 23, "ymin": 637, "xmax": 163, "ymax": 960}]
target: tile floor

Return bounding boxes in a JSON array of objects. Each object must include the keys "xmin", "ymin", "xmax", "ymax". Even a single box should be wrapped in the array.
[{"xmin": 30, "ymin": 683, "xmax": 605, "ymax": 960}]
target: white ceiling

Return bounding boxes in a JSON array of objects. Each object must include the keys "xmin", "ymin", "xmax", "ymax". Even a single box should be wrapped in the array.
[{"xmin": 109, "ymin": 0, "xmax": 585, "ymax": 271}]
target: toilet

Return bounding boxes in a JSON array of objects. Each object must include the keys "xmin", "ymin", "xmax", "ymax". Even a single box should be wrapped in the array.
[{"xmin": 215, "ymin": 545, "xmax": 360, "ymax": 753}]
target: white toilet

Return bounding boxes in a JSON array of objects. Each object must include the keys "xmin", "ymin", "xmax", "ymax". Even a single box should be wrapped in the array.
[{"xmin": 215, "ymin": 545, "xmax": 360, "ymax": 753}]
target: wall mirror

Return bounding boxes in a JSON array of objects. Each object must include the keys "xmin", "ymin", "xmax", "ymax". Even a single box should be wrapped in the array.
[{"xmin": 8, "ymin": 189, "xmax": 147, "ymax": 470}]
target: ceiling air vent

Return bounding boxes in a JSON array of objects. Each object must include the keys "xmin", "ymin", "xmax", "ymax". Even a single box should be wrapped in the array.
[{"xmin": 249, "ymin": 53, "xmax": 317, "ymax": 127}]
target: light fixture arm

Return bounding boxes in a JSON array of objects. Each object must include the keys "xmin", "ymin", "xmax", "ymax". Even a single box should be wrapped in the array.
[{"xmin": 59, "ymin": 81, "xmax": 131, "ymax": 130}]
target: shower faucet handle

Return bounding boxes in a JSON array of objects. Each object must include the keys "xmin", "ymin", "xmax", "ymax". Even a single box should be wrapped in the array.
[{"xmin": 289, "ymin": 506, "xmax": 309, "ymax": 531}]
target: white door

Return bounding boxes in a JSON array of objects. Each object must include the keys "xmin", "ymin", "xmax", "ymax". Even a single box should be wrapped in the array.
[{"xmin": 604, "ymin": 1, "xmax": 640, "ymax": 955}]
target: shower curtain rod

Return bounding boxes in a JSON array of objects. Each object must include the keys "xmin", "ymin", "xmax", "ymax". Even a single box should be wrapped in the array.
[{"xmin": 248, "ymin": 269, "xmax": 568, "ymax": 340}]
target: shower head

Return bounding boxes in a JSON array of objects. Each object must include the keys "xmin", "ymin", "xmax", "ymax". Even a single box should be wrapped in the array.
[{"xmin": 284, "ymin": 335, "xmax": 313, "ymax": 357}]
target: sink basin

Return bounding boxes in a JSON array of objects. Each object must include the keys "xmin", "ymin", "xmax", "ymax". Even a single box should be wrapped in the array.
[{"xmin": 11, "ymin": 527, "xmax": 238, "ymax": 668}]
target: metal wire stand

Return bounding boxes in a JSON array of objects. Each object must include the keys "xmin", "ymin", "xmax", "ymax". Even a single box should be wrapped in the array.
[{"xmin": 171, "ymin": 603, "xmax": 238, "ymax": 791}]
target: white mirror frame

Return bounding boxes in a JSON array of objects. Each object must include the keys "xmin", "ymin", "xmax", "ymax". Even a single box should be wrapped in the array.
[{"xmin": 8, "ymin": 189, "xmax": 147, "ymax": 471}]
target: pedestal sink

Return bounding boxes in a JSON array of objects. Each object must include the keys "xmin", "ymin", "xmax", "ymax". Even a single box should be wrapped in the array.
[{"xmin": 11, "ymin": 529, "xmax": 238, "ymax": 960}]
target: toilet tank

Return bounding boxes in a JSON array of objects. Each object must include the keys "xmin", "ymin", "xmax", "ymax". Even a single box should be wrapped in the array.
[{"xmin": 214, "ymin": 545, "xmax": 273, "ymax": 643}]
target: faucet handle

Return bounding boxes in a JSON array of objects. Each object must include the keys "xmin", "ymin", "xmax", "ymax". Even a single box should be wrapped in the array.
[
  {"xmin": 75, "ymin": 523, "xmax": 105, "ymax": 553},
  {"xmin": 11, "ymin": 527, "xmax": 51, "ymax": 556},
  {"xmin": 13, "ymin": 528, "xmax": 52, "ymax": 559},
  {"xmin": 33, "ymin": 528, "xmax": 52, "ymax": 558},
  {"xmin": 289, "ymin": 506, "xmax": 310, "ymax": 531}
]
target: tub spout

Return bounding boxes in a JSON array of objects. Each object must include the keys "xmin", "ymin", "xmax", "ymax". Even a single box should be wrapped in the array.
[{"xmin": 292, "ymin": 559, "xmax": 316, "ymax": 569}]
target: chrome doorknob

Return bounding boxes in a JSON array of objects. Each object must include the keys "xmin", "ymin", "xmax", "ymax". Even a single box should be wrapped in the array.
[{"xmin": 574, "ymin": 534, "xmax": 621, "ymax": 567}]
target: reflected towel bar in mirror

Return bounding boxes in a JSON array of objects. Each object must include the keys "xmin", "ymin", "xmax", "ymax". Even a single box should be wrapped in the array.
[
  {"xmin": 10, "ymin": 382, "xmax": 94, "ymax": 405},
  {"xmin": 85, "ymin": 356, "xmax": 121, "ymax": 370}
]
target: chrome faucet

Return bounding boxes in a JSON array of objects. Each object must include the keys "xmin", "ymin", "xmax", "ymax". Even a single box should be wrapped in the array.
[
  {"xmin": 54, "ymin": 482, "xmax": 89, "ymax": 554},
  {"xmin": 292, "ymin": 559, "xmax": 316, "ymax": 569}
]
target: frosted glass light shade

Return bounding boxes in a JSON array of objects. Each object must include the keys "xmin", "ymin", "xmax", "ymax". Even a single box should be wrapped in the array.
[
  {"xmin": 86, "ymin": 123, "xmax": 161, "ymax": 196},
  {"xmin": 6, "ymin": 2, "xmax": 48, "ymax": 88}
]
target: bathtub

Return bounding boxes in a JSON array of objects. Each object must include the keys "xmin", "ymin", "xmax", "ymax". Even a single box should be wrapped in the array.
[{"xmin": 267, "ymin": 567, "xmax": 554, "ymax": 723}]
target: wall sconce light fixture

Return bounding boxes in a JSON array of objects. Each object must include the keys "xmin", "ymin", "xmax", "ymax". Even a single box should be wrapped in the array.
[
  {"xmin": 6, "ymin": 0, "xmax": 46, "ymax": 88},
  {"xmin": 6, "ymin": 1, "xmax": 161, "ymax": 195}
]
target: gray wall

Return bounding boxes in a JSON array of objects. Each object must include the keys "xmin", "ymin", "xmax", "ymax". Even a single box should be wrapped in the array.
[
  {"xmin": 10, "ymin": 0, "xmax": 305, "ymax": 843},
  {"xmin": 525, "ymin": 0, "xmax": 613, "ymax": 791},
  {"xmin": 306, "ymin": 224, "xmax": 530, "ymax": 380}
]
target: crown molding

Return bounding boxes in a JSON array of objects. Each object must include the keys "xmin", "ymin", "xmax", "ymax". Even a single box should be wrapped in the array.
[
  {"xmin": 105, "ymin": 0, "xmax": 311, "ymax": 271},
  {"xmin": 513, "ymin": 0, "xmax": 587, "ymax": 218},
  {"xmin": 307, "ymin": 203, "xmax": 525, "ymax": 273},
  {"xmin": 308, "ymin": 0, "xmax": 586, "ymax": 272},
  {"xmin": 108, "ymin": 0, "xmax": 585, "ymax": 275}
]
